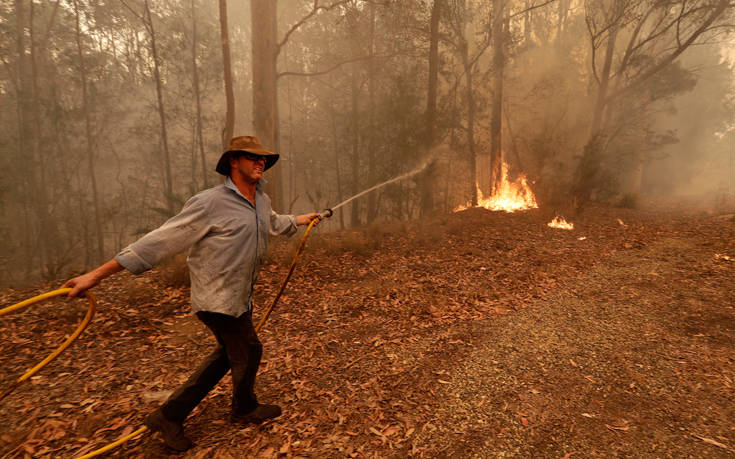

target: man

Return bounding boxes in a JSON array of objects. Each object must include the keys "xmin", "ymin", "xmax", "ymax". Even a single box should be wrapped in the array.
[{"xmin": 64, "ymin": 136, "xmax": 321, "ymax": 451}]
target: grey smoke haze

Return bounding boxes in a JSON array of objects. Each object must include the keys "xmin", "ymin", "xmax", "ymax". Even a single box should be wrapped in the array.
[
  {"xmin": 1, "ymin": 1, "xmax": 734, "ymax": 284},
  {"xmin": 650, "ymin": 46, "xmax": 735, "ymax": 197}
]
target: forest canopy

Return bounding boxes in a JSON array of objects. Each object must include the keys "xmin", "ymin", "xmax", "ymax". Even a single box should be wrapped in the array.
[{"xmin": 1, "ymin": 0, "xmax": 734, "ymax": 284}]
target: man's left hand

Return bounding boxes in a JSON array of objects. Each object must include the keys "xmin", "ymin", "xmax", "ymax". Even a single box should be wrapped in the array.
[{"xmin": 296, "ymin": 213, "xmax": 322, "ymax": 226}]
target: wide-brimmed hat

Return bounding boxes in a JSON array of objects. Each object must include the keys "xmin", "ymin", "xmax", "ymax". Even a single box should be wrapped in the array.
[{"xmin": 216, "ymin": 136, "xmax": 279, "ymax": 175}]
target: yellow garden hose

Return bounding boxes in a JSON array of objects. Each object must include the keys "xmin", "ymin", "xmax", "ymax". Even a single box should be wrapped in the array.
[
  {"xmin": 75, "ymin": 426, "xmax": 149, "ymax": 459},
  {"xmin": 256, "ymin": 217, "xmax": 319, "ymax": 332},
  {"xmin": 76, "ymin": 217, "xmax": 321, "ymax": 458},
  {"xmin": 0, "ymin": 288, "xmax": 97, "ymax": 402}
]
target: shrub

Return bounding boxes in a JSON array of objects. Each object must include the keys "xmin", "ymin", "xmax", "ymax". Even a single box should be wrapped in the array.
[{"xmin": 617, "ymin": 193, "xmax": 638, "ymax": 209}]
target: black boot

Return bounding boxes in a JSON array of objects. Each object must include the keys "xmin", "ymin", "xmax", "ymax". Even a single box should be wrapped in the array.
[
  {"xmin": 230, "ymin": 404, "xmax": 282, "ymax": 425},
  {"xmin": 144, "ymin": 409, "xmax": 192, "ymax": 451}
]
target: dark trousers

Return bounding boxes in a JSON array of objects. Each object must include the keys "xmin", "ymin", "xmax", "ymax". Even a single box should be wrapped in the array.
[{"xmin": 159, "ymin": 310, "xmax": 262, "ymax": 423}]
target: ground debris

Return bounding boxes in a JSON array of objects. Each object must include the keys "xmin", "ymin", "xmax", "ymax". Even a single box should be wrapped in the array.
[{"xmin": 1, "ymin": 205, "xmax": 734, "ymax": 457}]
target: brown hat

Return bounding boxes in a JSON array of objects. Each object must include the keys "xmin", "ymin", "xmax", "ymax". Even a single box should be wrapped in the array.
[{"xmin": 216, "ymin": 136, "xmax": 279, "ymax": 175}]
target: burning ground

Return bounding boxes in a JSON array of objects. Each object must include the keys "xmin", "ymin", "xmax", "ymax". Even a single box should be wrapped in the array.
[{"xmin": 1, "ymin": 205, "xmax": 734, "ymax": 458}]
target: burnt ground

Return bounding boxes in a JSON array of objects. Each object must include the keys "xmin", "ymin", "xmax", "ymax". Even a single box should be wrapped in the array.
[{"xmin": 1, "ymin": 204, "xmax": 734, "ymax": 458}]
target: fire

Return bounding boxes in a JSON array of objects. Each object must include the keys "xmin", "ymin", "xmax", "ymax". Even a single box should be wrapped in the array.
[
  {"xmin": 454, "ymin": 161, "xmax": 538, "ymax": 213},
  {"xmin": 547, "ymin": 216, "xmax": 574, "ymax": 230}
]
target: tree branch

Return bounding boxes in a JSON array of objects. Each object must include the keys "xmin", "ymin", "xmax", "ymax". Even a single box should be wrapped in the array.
[
  {"xmin": 277, "ymin": 0, "xmax": 351, "ymax": 55},
  {"xmin": 40, "ymin": 1, "xmax": 61, "ymax": 49},
  {"xmin": 277, "ymin": 52, "xmax": 399, "ymax": 80},
  {"xmin": 607, "ymin": 0, "xmax": 731, "ymax": 103},
  {"xmin": 509, "ymin": 0, "xmax": 557, "ymax": 20},
  {"xmin": 120, "ymin": 0, "xmax": 147, "ymax": 29},
  {"xmin": 586, "ymin": 13, "xmax": 601, "ymax": 85}
]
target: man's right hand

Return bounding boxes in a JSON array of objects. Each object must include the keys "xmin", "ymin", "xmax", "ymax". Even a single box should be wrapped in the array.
[
  {"xmin": 63, "ymin": 258, "xmax": 125, "ymax": 298},
  {"xmin": 63, "ymin": 273, "xmax": 100, "ymax": 299}
]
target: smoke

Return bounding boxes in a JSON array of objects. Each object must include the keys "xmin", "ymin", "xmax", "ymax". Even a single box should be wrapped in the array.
[{"xmin": 645, "ymin": 45, "xmax": 735, "ymax": 201}]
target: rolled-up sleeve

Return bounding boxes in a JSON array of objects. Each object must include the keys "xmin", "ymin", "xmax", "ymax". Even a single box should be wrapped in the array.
[
  {"xmin": 269, "ymin": 210, "xmax": 297, "ymax": 237},
  {"xmin": 115, "ymin": 195, "xmax": 211, "ymax": 274}
]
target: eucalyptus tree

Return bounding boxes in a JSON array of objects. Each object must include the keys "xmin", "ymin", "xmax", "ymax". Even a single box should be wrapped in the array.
[
  {"xmin": 419, "ymin": 0, "xmax": 443, "ymax": 216},
  {"xmin": 575, "ymin": 0, "xmax": 734, "ymax": 206},
  {"xmin": 0, "ymin": 0, "xmax": 228, "ymax": 282},
  {"xmin": 219, "ymin": 0, "xmax": 235, "ymax": 148},
  {"xmin": 72, "ymin": 0, "xmax": 104, "ymax": 264},
  {"xmin": 443, "ymin": 0, "xmax": 486, "ymax": 206}
]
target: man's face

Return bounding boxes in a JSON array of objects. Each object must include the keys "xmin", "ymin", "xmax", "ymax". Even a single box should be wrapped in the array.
[{"xmin": 230, "ymin": 153, "xmax": 266, "ymax": 184}]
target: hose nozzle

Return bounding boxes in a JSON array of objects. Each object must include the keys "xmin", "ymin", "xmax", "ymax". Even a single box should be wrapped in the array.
[{"xmin": 319, "ymin": 208, "xmax": 333, "ymax": 219}]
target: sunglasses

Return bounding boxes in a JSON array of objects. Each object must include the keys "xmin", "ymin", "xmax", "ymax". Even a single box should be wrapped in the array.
[{"xmin": 240, "ymin": 152, "xmax": 267, "ymax": 163}]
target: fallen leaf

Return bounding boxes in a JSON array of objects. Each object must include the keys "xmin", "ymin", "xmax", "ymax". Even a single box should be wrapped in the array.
[
  {"xmin": 691, "ymin": 434, "xmax": 732, "ymax": 451},
  {"xmin": 383, "ymin": 425, "xmax": 400, "ymax": 436},
  {"xmin": 369, "ymin": 426, "xmax": 385, "ymax": 437}
]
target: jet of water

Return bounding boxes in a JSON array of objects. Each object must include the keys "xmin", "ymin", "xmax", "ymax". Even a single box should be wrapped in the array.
[{"xmin": 330, "ymin": 156, "xmax": 435, "ymax": 212}]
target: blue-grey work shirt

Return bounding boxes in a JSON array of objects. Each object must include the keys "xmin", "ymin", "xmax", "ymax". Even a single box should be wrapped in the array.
[{"xmin": 115, "ymin": 177, "xmax": 297, "ymax": 317}]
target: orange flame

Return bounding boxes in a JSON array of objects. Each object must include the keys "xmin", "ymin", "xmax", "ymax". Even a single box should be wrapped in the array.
[
  {"xmin": 454, "ymin": 161, "xmax": 538, "ymax": 213},
  {"xmin": 547, "ymin": 216, "xmax": 574, "ymax": 230}
]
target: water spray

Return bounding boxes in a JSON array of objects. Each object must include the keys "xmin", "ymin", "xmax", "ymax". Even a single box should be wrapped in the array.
[{"xmin": 316, "ymin": 154, "xmax": 436, "ymax": 221}]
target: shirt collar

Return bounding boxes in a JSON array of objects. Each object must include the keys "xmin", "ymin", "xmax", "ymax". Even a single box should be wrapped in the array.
[{"xmin": 225, "ymin": 176, "xmax": 266, "ymax": 201}]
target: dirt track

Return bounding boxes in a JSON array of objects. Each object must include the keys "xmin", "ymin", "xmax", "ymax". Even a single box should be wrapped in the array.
[
  {"xmin": 424, "ymin": 235, "xmax": 735, "ymax": 457},
  {"xmin": 1, "ymin": 205, "xmax": 734, "ymax": 458}
]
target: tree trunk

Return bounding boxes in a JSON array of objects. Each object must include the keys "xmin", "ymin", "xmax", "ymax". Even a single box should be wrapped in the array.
[
  {"xmin": 329, "ymin": 103, "xmax": 345, "ymax": 230},
  {"xmin": 420, "ymin": 0, "xmax": 441, "ymax": 217},
  {"xmin": 73, "ymin": 0, "xmax": 104, "ymax": 264},
  {"xmin": 30, "ymin": 0, "xmax": 55, "ymax": 274},
  {"xmin": 192, "ymin": 0, "xmax": 208, "ymax": 187},
  {"xmin": 15, "ymin": 0, "xmax": 36, "ymax": 274},
  {"xmin": 350, "ymin": 67, "xmax": 360, "ymax": 227},
  {"xmin": 427, "ymin": 1, "xmax": 441, "ymax": 148},
  {"xmin": 219, "ymin": 0, "xmax": 235, "ymax": 149},
  {"xmin": 490, "ymin": 0, "xmax": 505, "ymax": 195},
  {"xmin": 143, "ymin": 0, "xmax": 174, "ymax": 213},
  {"xmin": 251, "ymin": 0, "xmax": 282, "ymax": 209},
  {"xmin": 591, "ymin": 25, "xmax": 618, "ymax": 136},
  {"xmin": 460, "ymin": 40, "xmax": 477, "ymax": 206},
  {"xmin": 557, "ymin": 0, "xmax": 569, "ymax": 40},
  {"xmin": 523, "ymin": 0, "xmax": 532, "ymax": 46},
  {"xmin": 574, "ymin": 23, "xmax": 618, "ymax": 208},
  {"xmin": 366, "ymin": 2, "xmax": 378, "ymax": 222}
]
